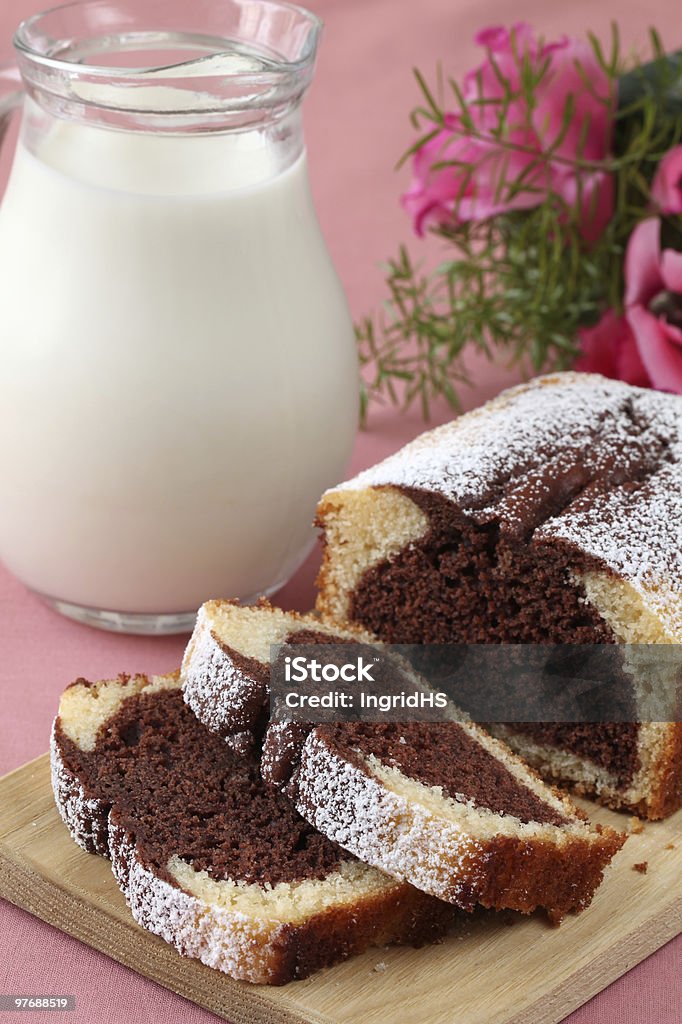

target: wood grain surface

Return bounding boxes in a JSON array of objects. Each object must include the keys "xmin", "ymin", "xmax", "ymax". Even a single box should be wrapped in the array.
[{"xmin": 0, "ymin": 754, "xmax": 680, "ymax": 1024}]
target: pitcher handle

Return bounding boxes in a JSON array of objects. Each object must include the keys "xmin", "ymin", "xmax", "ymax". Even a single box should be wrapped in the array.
[{"xmin": 0, "ymin": 62, "xmax": 23, "ymax": 154}]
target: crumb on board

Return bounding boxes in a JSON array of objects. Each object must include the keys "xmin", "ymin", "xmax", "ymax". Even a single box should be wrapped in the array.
[
  {"xmin": 372, "ymin": 962, "xmax": 388, "ymax": 973},
  {"xmin": 633, "ymin": 861, "xmax": 649, "ymax": 874},
  {"xmin": 629, "ymin": 817, "xmax": 645, "ymax": 835},
  {"xmin": 665, "ymin": 842, "xmax": 676, "ymax": 850}
]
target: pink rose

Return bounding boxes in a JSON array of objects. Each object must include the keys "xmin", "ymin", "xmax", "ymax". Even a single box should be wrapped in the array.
[
  {"xmin": 402, "ymin": 113, "xmax": 545, "ymax": 235},
  {"xmin": 623, "ymin": 218, "xmax": 682, "ymax": 393},
  {"xmin": 575, "ymin": 310, "xmax": 650, "ymax": 387},
  {"xmin": 651, "ymin": 145, "xmax": 682, "ymax": 214},
  {"xmin": 403, "ymin": 23, "xmax": 613, "ymax": 238}
]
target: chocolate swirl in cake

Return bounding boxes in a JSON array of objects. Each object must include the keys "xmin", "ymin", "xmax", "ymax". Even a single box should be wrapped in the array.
[{"xmin": 55, "ymin": 687, "xmax": 346, "ymax": 886}]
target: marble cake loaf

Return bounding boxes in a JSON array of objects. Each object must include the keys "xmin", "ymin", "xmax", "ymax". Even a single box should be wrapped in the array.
[
  {"xmin": 50, "ymin": 672, "xmax": 454, "ymax": 985},
  {"xmin": 315, "ymin": 373, "xmax": 682, "ymax": 820},
  {"xmin": 182, "ymin": 600, "xmax": 626, "ymax": 923}
]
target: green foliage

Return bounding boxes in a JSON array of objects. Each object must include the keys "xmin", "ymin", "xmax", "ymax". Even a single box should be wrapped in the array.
[{"xmin": 358, "ymin": 27, "xmax": 682, "ymax": 422}]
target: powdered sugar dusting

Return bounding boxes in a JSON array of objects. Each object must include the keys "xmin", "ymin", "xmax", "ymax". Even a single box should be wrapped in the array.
[
  {"xmin": 108, "ymin": 817, "xmax": 283, "ymax": 983},
  {"xmin": 225, "ymin": 730, "xmax": 257, "ymax": 756},
  {"xmin": 290, "ymin": 730, "xmax": 624, "ymax": 917},
  {"xmin": 539, "ymin": 459, "xmax": 682, "ymax": 635},
  {"xmin": 261, "ymin": 719, "xmax": 311, "ymax": 787},
  {"xmin": 50, "ymin": 721, "xmax": 110, "ymax": 856},
  {"xmin": 293, "ymin": 732, "xmax": 488, "ymax": 908},
  {"xmin": 329, "ymin": 374, "xmax": 682, "ymax": 637},
  {"xmin": 182, "ymin": 608, "xmax": 265, "ymax": 736}
]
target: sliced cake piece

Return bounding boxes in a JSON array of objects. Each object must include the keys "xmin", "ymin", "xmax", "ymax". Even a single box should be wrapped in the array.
[
  {"xmin": 51, "ymin": 671, "xmax": 453, "ymax": 985},
  {"xmin": 315, "ymin": 372, "xmax": 682, "ymax": 819},
  {"xmin": 181, "ymin": 599, "xmax": 626, "ymax": 922},
  {"xmin": 182, "ymin": 597, "xmax": 375, "ymax": 740}
]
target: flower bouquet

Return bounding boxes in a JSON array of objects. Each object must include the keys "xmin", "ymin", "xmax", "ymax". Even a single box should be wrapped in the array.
[{"xmin": 358, "ymin": 24, "xmax": 682, "ymax": 419}]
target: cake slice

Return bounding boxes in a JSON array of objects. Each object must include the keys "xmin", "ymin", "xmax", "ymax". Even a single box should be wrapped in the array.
[
  {"xmin": 181, "ymin": 599, "xmax": 626, "ymax": 922},
  {"xmin": 315, "ymin": 372, "xmax": 682, "ymax": 819},
  {"xmin": 182, "ymin": 598, "xmax": 375, "ymax": 741},
  {"xmin": 51, "ymin": 671, "xmax": 454, "ymax": 985}
]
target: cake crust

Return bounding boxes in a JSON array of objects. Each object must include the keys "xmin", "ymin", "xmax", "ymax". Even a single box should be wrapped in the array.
[{"xmin": 652, "ymin": 723, "xmax": 682, "ymax": 819}]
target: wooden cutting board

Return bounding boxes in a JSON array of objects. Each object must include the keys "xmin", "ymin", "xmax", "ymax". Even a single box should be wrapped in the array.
[{"xmin": 0, "ymin": 754, "xmax": 680, "ymax": 1024}]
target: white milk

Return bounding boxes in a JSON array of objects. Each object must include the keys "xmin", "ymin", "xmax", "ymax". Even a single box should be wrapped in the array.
[{"xmin": 0, "ymin": 116, "xmax": 358, "ymax": 614}]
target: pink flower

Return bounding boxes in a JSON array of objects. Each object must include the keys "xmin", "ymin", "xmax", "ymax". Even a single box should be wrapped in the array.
[
  {"xmin": 651, "ymin": 145, "xmax": 682, "ymax": 214},
  {"xmin": 402, "ymin": 113, "xmax": 543, "ymax": 234},
  {"xmin": 403, "ymin": 23, "xmax": 613, "ymax": 238},
  {"xmin": 575, "ymin": 310, "xmax": 650, "ymax": 387},
  {"xmin": 623, "ymin": 218, "xmax": 682, "ymax": 393}
]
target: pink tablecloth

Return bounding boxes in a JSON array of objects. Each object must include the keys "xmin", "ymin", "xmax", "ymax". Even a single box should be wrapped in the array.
[{"xmin": 0, "ymin": 0, "xmax": 679, "ymax": 1021}]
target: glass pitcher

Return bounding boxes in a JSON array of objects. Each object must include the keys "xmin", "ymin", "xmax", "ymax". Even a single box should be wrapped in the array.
[{"xmin": 0, "ymin": 1, "xmax": 358, "ymax": 634}]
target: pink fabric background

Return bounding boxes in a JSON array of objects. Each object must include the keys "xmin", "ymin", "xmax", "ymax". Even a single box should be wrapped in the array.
[{"xmin": 0, "ymin": 1, "xmax": 680, "ymax": 1021}]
